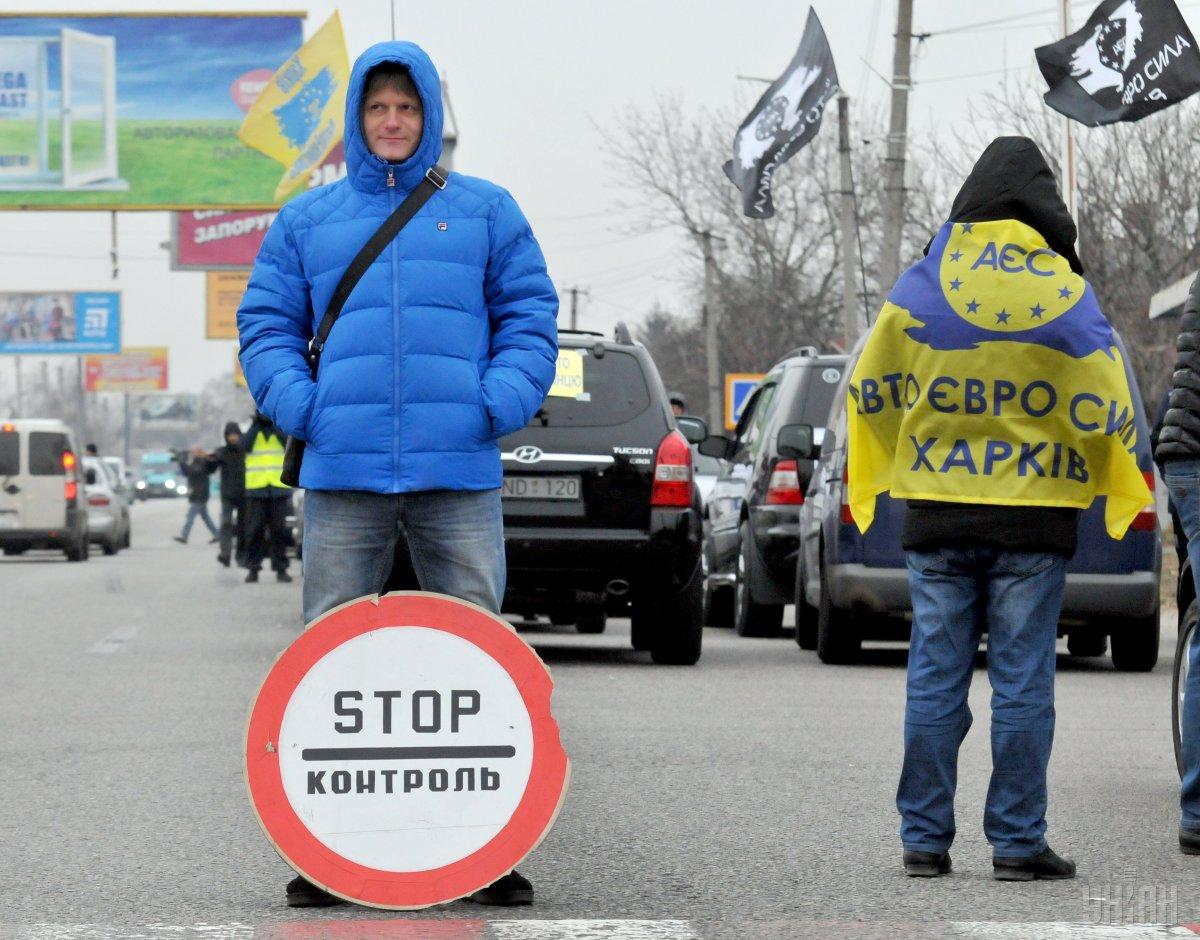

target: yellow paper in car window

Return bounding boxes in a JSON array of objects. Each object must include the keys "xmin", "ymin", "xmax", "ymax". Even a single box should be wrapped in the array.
[{"xmin": 549, "ymin": 350, "xmax": 585, "ymax": 399}]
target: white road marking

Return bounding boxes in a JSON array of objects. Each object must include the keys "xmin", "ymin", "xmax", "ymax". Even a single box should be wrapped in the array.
[
  {"xmin": 491, "ymin": 922, "xmax": 698, "ymax": 940},
  {"xmin": 952, "ymin": 925, "xmax": 1200, "ymax": 938},
  {"xmin": 86, "ymin": 625, "xmax": 141, "ymax": 654},
  {"xmin": 1, "ymin": 927, "xmax": 254, "ymax": 940}
]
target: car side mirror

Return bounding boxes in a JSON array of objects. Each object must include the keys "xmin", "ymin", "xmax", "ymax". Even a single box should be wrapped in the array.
[
  {"xmin": 674, "ymin": 415, "xmax": 708, "ymax": 445},
  {"xmin": 777, "ymin": 423, "xmax": 819, "ymax": 460},
  {"xmin": 84, "ymin": 468, "xmax": 98, "ymax": 485},
  {"xmin": 698, "ymin": 435, "xmax": 732, "ymax": 460}
]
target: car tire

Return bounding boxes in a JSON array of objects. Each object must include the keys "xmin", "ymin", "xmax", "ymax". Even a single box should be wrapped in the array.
[
  {"xmin": 122, "ymin": 524, "xmax": 131, "ymax": 549},
  {"xmin": 1173, "ymin": 599, "xmax": 1196, "ymax": 779},
  {"xmin": 1066, "ymin": 632, "xmax": 1108, "ymax": 658},
  {"xmin": 701, "ymin": 545, "xmax": 734, "ymax": 629},
  {"xmin": 817, "ymin": 560, "xmax": 860, "ymax": 664},
  {"xmin": 1109, "ymin": 606, "xmax": 1161, "ymax": 672},
  {"xmin": 643, "ymin": 559, "xmax": 704, "ymax": 666},
  {"xmin": 2, "ymin": 547, "xmax": 25, "ymax": 556},
  {"xmin": 794, "ymin": 560, "xmax": 818, "ymax": 650},
  {"xmin": 65, "ymin": 533, "xmax": 87, "ymax": 562},
  {"xmin": 734, "ymin": 522, "xmax": 784, "ymax": 638},
  {"xmin": 101, "ymin": 536, "xmax": 119, "ymax": 556},
  {"xmin": 576, "ymin": 608, "xmax": 606, "ymax": 634},
  {"xmin": 549, "ymin": 611, "xmax": 576, "ymax": 627}
]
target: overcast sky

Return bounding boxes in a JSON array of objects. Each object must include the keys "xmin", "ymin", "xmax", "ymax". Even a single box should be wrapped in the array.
[{"xmin": 1, "ymin": 0, "xmax": 1197, "ymax": 404}]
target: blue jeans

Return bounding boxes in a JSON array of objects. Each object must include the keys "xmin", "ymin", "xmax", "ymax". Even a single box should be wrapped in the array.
[
  {"xmin": 900, "ymin": 545, "xmax": 1067, "ymax": 857},
  {"xmin": 180, "ymin": 501, "xmax": 217, "ymax": 541},
  {"xmin": 1163, "ymin": 460, "xmax": 1200, "ymax": 830},
  {"xmin": 302, "ymin": 488, "xmax": 505, "ymax": 625}
]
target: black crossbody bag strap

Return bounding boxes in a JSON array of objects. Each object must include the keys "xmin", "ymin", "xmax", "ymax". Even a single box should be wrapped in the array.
[{"xmin": 279, "ymin": 164, "xmax": 447, "ymax": 488}]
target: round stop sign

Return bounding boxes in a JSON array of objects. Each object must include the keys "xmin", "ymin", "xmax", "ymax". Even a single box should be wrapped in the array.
[{"xmin": 245, "ymin": 593, "xmax": 570, "ymax": 909}]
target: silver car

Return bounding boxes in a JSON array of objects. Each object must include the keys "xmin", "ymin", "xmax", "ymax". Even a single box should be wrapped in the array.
[{"xmin": 83, "ymin": 456, "xmax": 131, "ymax": 555}]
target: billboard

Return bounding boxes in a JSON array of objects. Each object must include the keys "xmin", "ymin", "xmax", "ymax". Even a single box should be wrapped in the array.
[
  {"xmin": 0, "ymin": 290, "xmax": 120, "ymax": 353},
  {"xmin": 135, "ymin": 393, "xmax": 197, "ymax": 423},
  {"xmin": 206, "ymin": 271, "xmax": 250, "ymax": 340},
  {"xmin": 84, "ymin": 346, "xmax": 167, "ymax": 391},
  {"xmin": 0, "ymin": 13, "xmax": 305, "ymax": 209}
]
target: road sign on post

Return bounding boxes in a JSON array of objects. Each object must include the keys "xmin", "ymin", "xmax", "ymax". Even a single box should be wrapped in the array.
[
  {"xmin": 245, "ymin": 592, "xmax": 570, "ymax": 910},
  {"xmin": 725, "ymin": 373, "xmax": 764, "ymax": 430}
]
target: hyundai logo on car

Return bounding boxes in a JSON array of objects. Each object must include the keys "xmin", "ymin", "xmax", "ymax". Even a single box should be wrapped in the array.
[{"xmin": 513, "ymin": 446, "xmax": 543, "ymax": 464}]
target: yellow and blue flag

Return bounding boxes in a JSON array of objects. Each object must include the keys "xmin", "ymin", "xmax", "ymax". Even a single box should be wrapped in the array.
[
  {"xmin": 238, "ymin": 12, "xmax": 349, "ymax": 201},
  {"xmin": 847, "ymin": 218, "xmax": 1151, "ymax": 540}
]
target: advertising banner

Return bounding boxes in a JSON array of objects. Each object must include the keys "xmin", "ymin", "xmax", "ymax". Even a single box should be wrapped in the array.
[
  {"xmin": 207, "ymin": 271, "xmax": 250, "ymax": 340},
  {"xmin": 135, "ymin": 393, "xmax": 197, "ymax": 423},
  {"xmin": 84, "ymin": 346, "xmax": 167, "ymax": 392},
  {"xmin": 0, "ymin": 291, "xmax": 120, "ymax": 353},
  {"xmin": 0, "ymin": 13, "xmax": 305, "ymax": 209},
  {"xmin": 234, "ymin": 348, "xmax": 248, "ymax": 388}
]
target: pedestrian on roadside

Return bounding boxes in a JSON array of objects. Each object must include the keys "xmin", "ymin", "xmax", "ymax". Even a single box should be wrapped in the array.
[
  {"xmin": 172, "ymin": 446, "xmax": 219, "ymax": 545},
  {"xmin": 847, "ymin": 137, "xmax": 1150, "ymax": 882},
  {"xmin": 208, "ymin": 421, "xmax": 246, "ymax": 568},
  {"xmin": 669, "ymin": 393, "xmax": 687, "ymax": 417},
  {"xmin": 1152, "ymin": 272, "xmax": 1200, "ymax": 858},
  {"xmin": 85, "ymin": 443, "xmax": 99, "ymax": 457},
  {"xmin": 238, "ymin": 41, "xmax": 557, "ymax": 908},
  {"xmin": 241, "ymin": 412, "xmax": 292, "ymax": 585}
]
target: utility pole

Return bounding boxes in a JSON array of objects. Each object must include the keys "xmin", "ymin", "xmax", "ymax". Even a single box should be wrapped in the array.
[
  {"xmin": 13, "ymin": 358, "xmax": 22, "ymax": 416},
  {"xmin": 1059, "ymin": 0, "xmax": 1078, "ymax": 222},
  {"xmin": 123, "ymin": 391, "xmax": 131, "ymax": 469},
  {"xmin": 837, "ymin": 95, "xmax": 863, "ymax": 352},
  {"xmin": 566, "ymin": 286, "xmax": 590, "ymax": 331},
  {"xmin": 880, "ymin": 0, "xmax": 915, "ymax": 291},
  {"xmin": 76, "ymin": 356, "xmax": 88, "ymax": 444},
  {"xmin": 700, "ymin": 230, "xmax": 722, "ymax": 432}
]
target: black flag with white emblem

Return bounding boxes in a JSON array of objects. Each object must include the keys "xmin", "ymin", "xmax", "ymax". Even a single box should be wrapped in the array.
[
  {"xmin": 1036, "ymin": 0, "xmax": 1200, "ymax": 126},
  {"xmin": 724, "ymin": 7, "xmax": 839, "ymax": 219}
]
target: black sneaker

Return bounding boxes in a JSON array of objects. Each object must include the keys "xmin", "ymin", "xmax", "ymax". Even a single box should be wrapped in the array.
[
  {"xmin": 464, "ymin": 870, "xmax": 533, "ymax": 906},
  {"xmin": 285, "ymin": 874, "xmax": 344, "ymax": 908},
  {"xmin": 277, "ymin": 571, "xmax": 294, "ymax": 583},
  {"xmin": 993, "ymin": 846, "xmax": 1076, "ymax": 881},
  {"xmin": 1181, "ymin": 827, "xmax": 1200, "ymax": 856},
  {"xmin": 217, "ymin": 556, "xmax": 230, "ymax": 567},
  {"xmin": 903, "ymin": 849, "xmax": 952, "ymax": 877},
  {"xmin": 172, "ymin": 536, "xmax": 187, "ymax": 544},
  {"xmin": 245, "ymin": 570, "xmax": 259, "ymax": 583}
]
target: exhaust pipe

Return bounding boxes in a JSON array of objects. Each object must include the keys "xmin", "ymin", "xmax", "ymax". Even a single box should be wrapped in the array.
[{"xmin": 605, "ymin": 579, "xmax": 630, "ymax": 597}]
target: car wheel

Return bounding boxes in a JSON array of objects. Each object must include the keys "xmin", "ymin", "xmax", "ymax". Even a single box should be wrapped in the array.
[
  {"xmin": 101, "ymin": 536, "xmax": 119, "ymax": 556},
  {"xmin": 701, "ymin": 545, "xmax": 734, "ymax": 628},
  {"xmin": 1066, "ymin": 632, "xmax": 1108, "ymax": 657},
  {"xmin": 576, "ymin": 608, "xmax": 606, "ymax": 634},
  {"xmin": 734, "ymin": 522, "xmax": 783, "ymax": 638},
  {"xmin": 65, "ymin": 534, "xmax": 87, "ymax": 562},
  {"xmin": 794, "ymin": 560, "xmax": 818, "ymax": 650},
  {"xmin": 817, "ymin": 560, "xmax": 860, "ymax": 664},
  {"xmin": 3, "ymin": 547, "xmax": 25, "ymax": 556},
  {"xmin": 1173, "ymin": 599, "xmax": 1196, "ymax": 779},
  {"xmin": 122, "ymin": 524, "xmax": 131, "ymax": 549},
  {"xmin": 641, "ymin": 559, "xmax": 704, "ymax": 666},
  {"xmin": 1109, "ymin": 605, "xmax": 1161, "ymax": 672}
]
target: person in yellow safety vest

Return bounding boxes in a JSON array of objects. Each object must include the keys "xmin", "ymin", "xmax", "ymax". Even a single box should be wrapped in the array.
[{"xmin": 242, "ymin": 412, "xmax": 293, "ymax": 584}]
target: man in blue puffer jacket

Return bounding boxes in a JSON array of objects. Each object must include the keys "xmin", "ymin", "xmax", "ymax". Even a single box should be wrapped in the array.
[{"xmin": 237, "ymin": 41, "xmax": 558, "ymax": 908}]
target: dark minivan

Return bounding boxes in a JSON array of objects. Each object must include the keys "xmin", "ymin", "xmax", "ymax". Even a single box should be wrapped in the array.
[{"xmin": 699, "ymin": 349, "xmax": 847, "ymax": 637}]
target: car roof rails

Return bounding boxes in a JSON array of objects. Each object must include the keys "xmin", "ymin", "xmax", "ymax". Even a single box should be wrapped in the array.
[
  {"xmin": 558, "ymin": 328, "xmax": 605, "ymax": 338},
  {"xmin": 781, "ymin": 345, "xmax": 819, "ymax": 360},
  {"xmin": 613, "ymin": 321, "xmax": 633, "ymax": 345}
]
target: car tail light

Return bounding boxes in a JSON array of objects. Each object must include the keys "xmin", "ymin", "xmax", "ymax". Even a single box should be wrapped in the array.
[
  {"xmin": 1131, "ymin": 470, "xmax": 1157, "ymax": 532},
  {"xmin": 651, "ymin": 430, "xmax": 693, "ymax": 507},
  {"xmin": 1, "ymin": 423, "xmax": 13, "ymax": 432},
  {"xmin": 840, "ymin": 465, "xmax": 854, "ymax": 525},
  {"xmin": 765, "ymin": 459, "xmax": 803, "ymax": 505},
  {"xmin": 88, "ymin": 495, "xmax": 110, "ymax": 508},
  {"xmin": 63, "ymin": 451, "xmax": 77, "ymax": 504}
]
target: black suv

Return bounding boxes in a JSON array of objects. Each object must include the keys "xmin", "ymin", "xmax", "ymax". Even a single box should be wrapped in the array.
[
  {"xmin": 699, "ymin": 349, "xmax": 847, "ymax": 637},
  {"xmin": 496, "ymin": 325, "xmax": 706, "ymax": 665}
]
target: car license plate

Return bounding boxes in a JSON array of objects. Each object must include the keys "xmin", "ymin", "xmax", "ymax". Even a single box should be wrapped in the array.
[{"xmin": 502, "ymin": 475, "xmax": 580, "ymax": 500}]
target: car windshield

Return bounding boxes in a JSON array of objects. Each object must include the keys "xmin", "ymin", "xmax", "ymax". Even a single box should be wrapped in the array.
[{"xmin": 532, "ymin": 348, "xmax": 652, "ymax": 428}]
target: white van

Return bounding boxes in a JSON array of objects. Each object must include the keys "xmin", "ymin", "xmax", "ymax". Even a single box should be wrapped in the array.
[{"xmin": 0, "ymin": 419, "xmax": 89, "ymax": 561}]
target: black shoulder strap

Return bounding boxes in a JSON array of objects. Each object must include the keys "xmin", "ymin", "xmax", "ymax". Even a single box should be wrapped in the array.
[{"xmin": 305, "ymin": 164, "xmax": 447, "ymax": 375}]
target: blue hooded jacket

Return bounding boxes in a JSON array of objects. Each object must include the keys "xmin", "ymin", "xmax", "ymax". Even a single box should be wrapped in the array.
[{"xmin": 237, "ymin": 41, "xmax": 559, "ymax": 493}]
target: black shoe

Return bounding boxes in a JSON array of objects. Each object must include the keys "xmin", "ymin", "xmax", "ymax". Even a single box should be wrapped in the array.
[
  {"xmin": 208, "ymin": 536, "xmax": 219, "ymax": 544},
  {"xmin": 1181, "ymin": 827, "xmax": 1200, "ymax": 856},
  {"xmin": 993, "ymin": 846, "xmax": 1076, "ymax": 881},
  {"xmin": 276, "ymin": 571, "xmax": 294, "ymax": 583},
  {"xmin": 903, "ymin": 849, "xmax": 952, "ymax": 877},
  {"xmin": 285, "ymin": 874, "xmax": 344, "ymax": 908},
  {"xmin": 217, "ymin": 556, "xmax": 230, "ymax": 567},
  {"xmin": 245, "ymin": 570, "xmax": 259, "ymax": 583},
  {"xmin": 464, "ymin": 870, "xmax": 533, "ymax": 906},
  {"xmin": 172, "ymin": 536, "xmax": 187, "ymax": 544}
]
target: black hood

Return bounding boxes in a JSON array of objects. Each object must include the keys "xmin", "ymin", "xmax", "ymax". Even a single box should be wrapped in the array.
[
  {"xmin": 223, "ymin": 421, "xmax": 242, "ymax": 438},
  {"xmin": 943, "ymin": 136, "xmax": 1083, "ymax": 275}
]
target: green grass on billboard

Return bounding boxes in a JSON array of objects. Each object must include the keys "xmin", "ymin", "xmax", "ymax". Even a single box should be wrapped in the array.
[{"xmin": 0, "ymin": 119, "xmax": 285, "ymax": 208}]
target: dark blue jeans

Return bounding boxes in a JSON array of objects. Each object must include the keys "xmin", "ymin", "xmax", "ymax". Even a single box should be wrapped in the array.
[
  {"xmin": 1163, "ymin": 460, "xmax": 1200, "ymax": 831},
  {"xmin": 900, "ymin": 545, "xmax": 1067, "ymax": 857},
  {"xmin": 302, "ymin": 488, "xmax": 505, "ymax": 626}
]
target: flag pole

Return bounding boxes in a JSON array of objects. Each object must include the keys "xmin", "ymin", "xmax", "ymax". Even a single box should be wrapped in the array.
[{"xmin": 1060, "ymin": 0, "xmax": 1078, "ymax": 222}]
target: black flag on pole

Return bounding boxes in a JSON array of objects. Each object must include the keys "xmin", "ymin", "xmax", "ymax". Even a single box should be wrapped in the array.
[
  {"xmin": 1036, "ymin": 0, "xmax": 1200, "ymax": 126},
  {"xmin": 724, "ymin": 7, "xmax": 839, "ymax": 219}
]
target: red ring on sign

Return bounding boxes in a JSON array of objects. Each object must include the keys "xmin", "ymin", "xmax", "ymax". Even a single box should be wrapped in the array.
[{"xmin": 244, "ymin": 592, "xmax": 570, "ymax": 909}]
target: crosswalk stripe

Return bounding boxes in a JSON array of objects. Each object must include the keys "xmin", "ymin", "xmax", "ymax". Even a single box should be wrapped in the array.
[{"xmin": 491, "ymin": 922, "xmax": 698, "ymax": 940}]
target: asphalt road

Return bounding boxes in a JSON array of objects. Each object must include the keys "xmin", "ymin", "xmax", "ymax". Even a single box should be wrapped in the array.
[{"xmin": 0, "ymin": 499, "xmax": 1196, "ymax": 940}]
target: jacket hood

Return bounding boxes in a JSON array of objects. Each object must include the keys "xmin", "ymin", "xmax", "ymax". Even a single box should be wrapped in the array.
[
  {"xmin": 944, "ymin": 136, "xmax": 1083, "ymax": 274},
  {"xmin": 345, "ymin": 41, "xmax": 444, "ymax": 194},
  {"xmin": 223, "ymin": 421, "xmax": 242, "ymax": 437}
]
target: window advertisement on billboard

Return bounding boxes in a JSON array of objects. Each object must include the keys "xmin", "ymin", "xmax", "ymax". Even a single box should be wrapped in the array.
[
  {"xmin": 0, "ymin": 13, "xmax": 305, "ymax": 209},
  {"xmin": 0, "ymin": 291, "xmax": 120, "ymax": 353},
  {"xmin": 206, "ymin": 271, "xmax": 250, "ymax": 340},
  {"xmin": 84, "ymin": 346, "xmax": 167, "ymax": 392}
]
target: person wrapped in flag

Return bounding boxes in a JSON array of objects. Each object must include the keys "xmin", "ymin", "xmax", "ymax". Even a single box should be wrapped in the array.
[{"xmin": 847, "ymin": 136, "xmax": 1151, "ymax": 881}]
